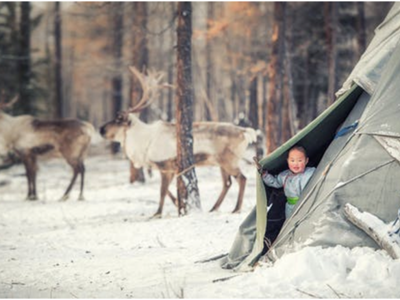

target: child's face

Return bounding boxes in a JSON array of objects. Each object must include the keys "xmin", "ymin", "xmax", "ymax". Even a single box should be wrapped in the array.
[{"xmin": 287, "ymin": 149, "xmax": 308, "ymax": 174}]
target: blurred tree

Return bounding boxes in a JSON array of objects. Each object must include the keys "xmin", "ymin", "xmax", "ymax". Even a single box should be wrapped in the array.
[
  {"xmin": 131, "ymin": 2, "xmax": 149, "ymax": 121},
  {"xmin": 129, "ymin": 2, "xmax": 148, "ymax": 183},
  {"xmin": 356, "ymin": 2, "xmax": 366, "ymax": 58},
  {"xmin": 18, "ymin": 2, "xmax": 32, "ymax": 114},
  {"xmin": 54, "ymin": 2, "xmax": 63, "ymax": 118},
  {"xmin": 166, "ymin": 2, "xmax": 176, "ymax": 122},
  {"xmin": 110, "ymin": 2, "xmax": 124, "ymax": 154},
  {"xmin": 15, "ymin": 2, "xmax": 46, "ymax": 115},
  {"xmin": 204, "ymin": 1, "xmax": 215, "ymax": 122},
  {"xmin": 325, "ymin": 2, "xmax": 339, "ymax": 106},
  {"xmin": 0, "ymin": 3, "xmax": 18, "ymax": 100},
  {"xmin": 266, "ymin": 2, "xmax": 286, "ymax": 153},
  {"xmin": 0, "ymin": 1, "xmax": 394, "ymax": 144},
  {"xmin": 176, "ymin": 2, "xmax": 201, "ymax": 216}
]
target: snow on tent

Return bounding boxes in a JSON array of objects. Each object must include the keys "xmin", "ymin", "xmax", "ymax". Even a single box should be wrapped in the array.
[{"xmin": 220, "ymin": 3, "xmax": 400, "ymax": 272}]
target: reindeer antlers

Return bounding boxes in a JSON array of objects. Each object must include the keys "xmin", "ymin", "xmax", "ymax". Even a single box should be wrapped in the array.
[{"xmin": 128, "ymin": 66, "xmax": 173, "ymax": 113}]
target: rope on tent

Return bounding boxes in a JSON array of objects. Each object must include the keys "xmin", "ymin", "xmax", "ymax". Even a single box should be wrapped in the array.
[
  {"xmin": 334, "ymin": 120, "xmax": 359, "ymax": 139},
  {"xmin": 389, "ymin": 210, "xmax": 400, "ymax": 236}
]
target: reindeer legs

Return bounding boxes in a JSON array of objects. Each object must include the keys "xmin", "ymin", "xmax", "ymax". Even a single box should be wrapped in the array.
[
  {"xmin": 167, "ymin": 190, "xmax": 178, "ymax": 206},
  {"xmin": 21, "ymin": 152, "xmax": 38, "ymax": 200},
  {"xmin": 232, "ymin": 172, "xmax": 246, "ymax": 213},
  {"xmin": 153, "ymin": 171, "xmax": 175, "ymax": 218},
  {"xmin": 209, "ymin": 168, "xmax": 232, "ymax": 212},
  {"xmin": 78, "ymin": 162, "xmax": 85, "ymax": 200},
  {"xmin": 60, "ymin": 160, "xmax": 84, "ymax": 201}
]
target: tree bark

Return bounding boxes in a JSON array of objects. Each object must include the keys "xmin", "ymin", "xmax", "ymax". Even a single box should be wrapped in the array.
[
  {"xmin": 18, "ymin": 2, "xmax": 32, "ymax": 114},
  {"xmin": 325, "ymin": 2, "xmax": 338, "ymax": 105},
  {"xmin": 176, "ymin": 2, "xmax": 201, "ymax": 216},
  {"xmin": 111, "ymin": 2, "xmax": 124, "ymax": 154},
  {"xmin": 266, "ymin": 2, "xmax": 286, "ymax": 153},
  {"xmin": 356, "ymin": 2, "xmax": 366, "ymax": 59},
  {"xmin": 249, "ymin": 76, "xmax": 264, "ymax": 159},
  {"xmin": 129, "ymin": 2, "xmax": 148, "ymax": 182},
  {"xmin": 284, "ymin": 12, "xmax": 298, "ymax": 138},
  {"xmin": 132, "ymin": 2, "xmax": 149, "ymax": 122},
  {"xmin": 249, "ymin": 77, "xmax": 258, "ymax": 130},
  {"xmin": 166, "ymin": 2, "xmax": 175, "ymax": 122},
  {"xmin": 54, "ymin": 2, "xmax": 63, "ymax": 119},
  {"xmin": 204, "ymin": 1, "xmax": 215, "ymax": 122}
]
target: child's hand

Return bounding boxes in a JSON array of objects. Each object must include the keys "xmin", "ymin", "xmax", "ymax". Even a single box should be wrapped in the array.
[{"xmin": 253, "ymin": 156, "xmax": 263, "ymax": 174}]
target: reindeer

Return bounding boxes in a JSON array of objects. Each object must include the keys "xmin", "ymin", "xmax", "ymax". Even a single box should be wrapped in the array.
[
  {"xmin": 100, "ymin": 67, "xmax": 257, "ymax": 217},
  {"xmin": 0, "ymin": 95, "xmax": 94, "ymax": 201}
]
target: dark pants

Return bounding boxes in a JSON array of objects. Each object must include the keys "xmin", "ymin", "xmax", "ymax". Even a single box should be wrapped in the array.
[{"xmin": 261, "ymin": 187, "xmax": 286, "ymax": 255}]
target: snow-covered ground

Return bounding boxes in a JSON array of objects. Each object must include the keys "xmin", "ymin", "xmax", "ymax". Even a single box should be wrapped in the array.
[{"xmin": 1, "ymin": 147, "xmax": 400, "ymax": 298}]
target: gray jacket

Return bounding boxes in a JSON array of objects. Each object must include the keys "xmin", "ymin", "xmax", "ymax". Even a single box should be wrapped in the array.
[{"xmin": 262, "ymin": 167, "xmax": 316, "ymax": 199}]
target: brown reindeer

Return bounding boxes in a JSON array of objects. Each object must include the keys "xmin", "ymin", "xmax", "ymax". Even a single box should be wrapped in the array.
[
  {"xmin": 100, "ymin": 67, "xmax": 257, "ymax": 217},
  {"xmin": 0, "ymin": 96, "xmax": 94, "ymax": 201}
]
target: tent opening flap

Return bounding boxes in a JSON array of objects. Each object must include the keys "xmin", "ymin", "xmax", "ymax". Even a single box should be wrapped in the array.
[
  {"xmin": 258, "ymin": 85, "xmax": 365, "ymax": 259},
  {"xmin": 260, "ymin": 84, "xmax": 364, "ymax": 175}
]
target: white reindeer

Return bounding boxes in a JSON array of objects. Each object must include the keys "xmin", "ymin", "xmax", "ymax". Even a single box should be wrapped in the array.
[
  {"xmin": 100, "ymin": 67, "xmax": 257, "ymax": 217},
  {"xmin": 0, "ymin": 96, "xmax": 94, "ymax": 201}
]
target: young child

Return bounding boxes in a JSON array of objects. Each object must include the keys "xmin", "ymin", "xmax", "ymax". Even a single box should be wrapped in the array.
[{"xmin": 261, "ymin": 145, "xmax": 315, "ymax": 218}]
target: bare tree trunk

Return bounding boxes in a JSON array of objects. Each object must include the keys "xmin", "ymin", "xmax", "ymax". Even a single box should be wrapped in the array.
[
  {"xmin": 249, "ymin": 76, "xmax": 264, "ymax": 158},
  {"xmin": 356, "ymin": 2, "xmax": 366, "ymax": 58},
  {"xmin": 176, "ymin": 2, "xmax": 201, "ymax": 216},
  {"xmin": 166, "ymin": 2, "xmax": 175, "ymax": 122},
  {"xmin": 205, "ymin": 2, "xmax": 214, "ymax": 121},
  {"xmin": 325, "ymin": 2, "xmax": 338, "ymax": 105},
  {"xmin": 54, "ymin": 2, "xmax": 63, "ymax": 119},
  {"xmin": 249, "ymin": 77, "xmax": 258, "ymax": 130},
  {"xmin": 279, "ymin": 7, "xmax": 290, "ymax": 143},
  {"xmin": 111, "ymin": 2, "xmax": 124, "ymax": 154},
  {"xmin": 261, "ymin": 75, "xmax": 267, "ymax": 136},
  {"xmin": 64, "ymin": 42, "xmax": 75, "ymax": 120},
  {"xmin": 284, "ymin": 51, "xmax": 298, "ymax": 137},
  {"xmin": 133, "ymin": 2, "xmax": 149, "ymax": 123},
  {"xmin": 284, "ymin": 11, "xmax": 298, "ymax": 137},
  {"xmin": 266, "ymin": 2, "xmax": 286, "ymax": 154},
  {"xmin": 281, "ymin": 85, "xmax": 291, "ymax": 143},
  {"xmin": 300, "ymin": 51, "xmax": 311, "ymax": 129},
  {"xmin": 129, "ymin": 2, "xmax": 149, "ymax": 183},
  {"xmin": 224, "ymin": 36, "xmax": 237, "ymax": 120},
  {"xmin": 18, "ymin": 2, "xmax": 32, "ymax": 114}
]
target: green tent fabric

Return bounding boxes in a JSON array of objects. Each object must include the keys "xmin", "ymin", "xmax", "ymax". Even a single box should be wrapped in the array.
[{"xmin": 221, "ymin": 3, "xmax": 400, "ymax": 271}]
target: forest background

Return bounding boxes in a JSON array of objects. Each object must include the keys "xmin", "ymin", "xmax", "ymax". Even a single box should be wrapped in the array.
[{"xmin": 0, "ymin": 2, "xmax": 394, "ymax": 155}]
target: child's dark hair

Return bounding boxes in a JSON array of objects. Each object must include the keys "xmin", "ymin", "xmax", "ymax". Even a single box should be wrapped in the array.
[{"xmin": 288, "ymin": 145, "xmax": 308, "ymax": 157}]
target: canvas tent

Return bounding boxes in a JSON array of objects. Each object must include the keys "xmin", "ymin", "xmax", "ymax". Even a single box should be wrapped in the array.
[{"xmin": 220, "ymin": 2, "xmax": 400, "ymax": 272}]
